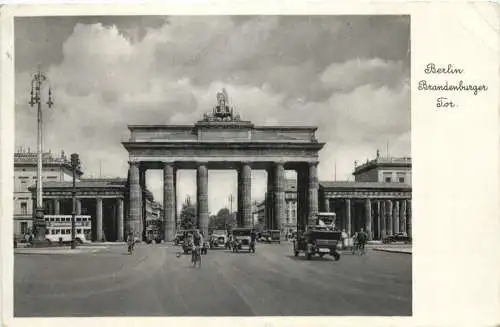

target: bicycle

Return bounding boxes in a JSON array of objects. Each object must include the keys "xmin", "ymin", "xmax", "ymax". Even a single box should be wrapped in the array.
[
  {"xmin": 127, "ymin": 241, "xmax": 135, "ymax": 254},
  {"xmin": 191, "ymin": 246, "xmax": 201, "ymax": 268}
]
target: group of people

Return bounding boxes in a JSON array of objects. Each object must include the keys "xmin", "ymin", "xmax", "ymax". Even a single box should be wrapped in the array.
[{"xmin": 347, "ymin": 228, "xmax": 369, "ymax": 254}]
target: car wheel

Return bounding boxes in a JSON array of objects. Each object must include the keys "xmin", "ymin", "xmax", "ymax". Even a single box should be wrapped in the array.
[
  {"xmin": 333, "ymin": 252, "xmax": 340, "ymax": 261},
  {"xmin": 75, "ymin": 238, "xmax": 83, "ymax": 245},
  {"xmin": 294, "ymin": 250, "xmax": 299, "ymax": 257}
]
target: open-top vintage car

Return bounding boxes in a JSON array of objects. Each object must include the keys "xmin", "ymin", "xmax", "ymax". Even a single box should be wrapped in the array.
[
  {"xmin": 182, "ymin": 230, "xmax": 208, "ymax": 255},
  {"xmin": 293, "ymin": 226, "xmax": 341, "ymax": 261},
  {"xmin": 209, "ymin": 230, "xmax": 228, "ymax": 249},
  {"xmin": 231, "ymin": 228, "xmax": 256, "ymax": 253}
]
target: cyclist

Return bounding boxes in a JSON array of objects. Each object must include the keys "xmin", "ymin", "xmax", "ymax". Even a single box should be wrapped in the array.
[
  {"xmin": 191, "ymin": 230, "xmax": 203, "ymax": 267},
  {"xmin": 126, "ymin": 230, "xmax": 135, "ymax": 254}
]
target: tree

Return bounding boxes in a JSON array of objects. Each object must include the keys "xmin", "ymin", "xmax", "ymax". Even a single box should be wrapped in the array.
[
  {"xmin": 208, "ymin": 208, "xmax": 236, "ymax": 231},
  {"xmin": 179, "ymin": 197, "xmax": 196, "ymax": 230}
]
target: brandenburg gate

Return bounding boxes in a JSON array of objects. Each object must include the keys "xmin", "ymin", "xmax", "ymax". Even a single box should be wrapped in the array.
[{"xmin": 122, "ymin": 90, "xmax": 325, "ymax": 241}]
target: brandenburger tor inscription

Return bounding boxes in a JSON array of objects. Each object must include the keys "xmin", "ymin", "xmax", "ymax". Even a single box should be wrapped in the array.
[{"xmin": 122, "ymin": 89, "xmax": 325, "ymax": 241}]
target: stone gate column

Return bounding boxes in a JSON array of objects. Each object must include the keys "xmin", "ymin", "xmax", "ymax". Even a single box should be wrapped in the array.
[
  {"xmin": 128, "ymin": 161, "xmax": 142, "ymax": 239},
  {"xmin": 96, "ymin": 197, "xmax": 103, "ymax": 242},
  {"xmin": 163, "ymin": 162, "xmax": 176, "ymax": 242},
  {"xmin": 393, "ymin": 200, "xmax": 400, "ymax": 234},
  {"xmin": 139, "ymin": 167, "xmax": 146, "ymax": 240},
  {"xmin": 266, "ymin": 168, "xmax": 275, "ymax": 229},
  {"xmin": 380, "ymin": 200, "xmax": 387, "ymax": 238},
  {"xmin": 274, "ymin": 162, "xmax": 285, "ymax": 233},
  {"xmin": 238, "ymin": 162, "xmax": 252, "ymax": 228},
  {"xmin": 387, "ymin": 200, "xmax": 393, "ymax": 235},
  {"xmin": 308, "ymin": 162, "xmax": 319, "ymax": 226},
  {"xmin": 400, "ymin": 199, "xmax": 407, "ymax": 234},
  {"xmin": 346, "ymin": 198, "xmax": 352, "ymax": 236},
  {"xmin": 365, "ymin": 198, "xmax": 372, "ymax": 240},
  {"xmin": 197, "ymin": 163, "xmax": 209, "ymax": 238},
  {"xmin": 174, "ymin": 168, "xmax": 178, "ymax": 231},
  {"xmin": 296, "ymin": 165, "xmax": 308, "ymax": 232},
  {"xmin": 117, "ymin": 198, "xmax": 124, "ymax": 241}
]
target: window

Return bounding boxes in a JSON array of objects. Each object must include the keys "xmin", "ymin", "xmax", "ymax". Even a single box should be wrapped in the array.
[
  {"xmin": 397, "ymin": 173, "xmax": 406, "ymax": 183},
  {"xmin": 20, "ymin": 222, "xmax": 28, "ymax": 234},
  {"xmin": 383, "ymin": 172, "xmax": 392, "ymax": 183},
  {"xmin": 20, "ymin": 202, "xmax": 27, "ymax": 215}
]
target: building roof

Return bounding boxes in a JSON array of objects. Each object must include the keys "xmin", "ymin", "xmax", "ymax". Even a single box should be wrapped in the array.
[
  {"xmin": 14, "ymin": 149, "xmax": 84, "ymax": 175},
  {"xmin": 353, "ymin": 156, "xmax": 411, "ymax": 175},
  {"xmin": 28, "ymin": 178, "xmax": 127, "ymax": 189},
  {"xmin": 320, "ymin": 181, "xmax": 411, "ymax": 190}
]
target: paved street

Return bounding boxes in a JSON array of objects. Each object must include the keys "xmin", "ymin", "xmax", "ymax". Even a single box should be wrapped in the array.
[{"xmin": 14, "ymin": 242, "xmax": 411, "ymax": 316}]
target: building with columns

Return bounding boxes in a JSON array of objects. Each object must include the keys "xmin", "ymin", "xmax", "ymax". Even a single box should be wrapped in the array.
[
  {"xmin": 122, "ymin": 90, "xmax": 324, "ymax": 241},
  {"xmin": 254, "ymin": 179, "xmax": 298, "ymax": 235},
  {"xmin": 319, "ymin": 155, "xmax": 412, "ymax": 240},
  {"xmin": 13, "ymin": 148, "xmax": 82, "ymax": 236}
]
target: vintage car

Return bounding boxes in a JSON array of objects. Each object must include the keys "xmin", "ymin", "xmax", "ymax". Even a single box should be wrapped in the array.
[
  {"xmin": 382, "ymin": 233, "xmax": 411, "ymax": 244},
  {"xmin": 231, "ymin": 228, "xmax": 256, "ymax": 253},
  {"xmin": 145, "ymin": 227, "xmax": 162, "ymax": 244},
  {"xmin": 258, "ymin": 231, "xmax": 269, "ymax": 242},
  {"xmin": 174, "ymin": 231, "xmax": 185, "ymax": 245},
  {"xmin": 267, "ymin": 230, "xmax": 281, "ymax": 243},
  {"xmin": 181, "ymin": 230, "xmax": 208, "ymax": 255},
  {"xmin": 209, "ymin": 231, "xmax": 228, "ymax": 249},
  {"xmin": 293, "ymin": 226, "xmax": 341, "ymax": 261}
]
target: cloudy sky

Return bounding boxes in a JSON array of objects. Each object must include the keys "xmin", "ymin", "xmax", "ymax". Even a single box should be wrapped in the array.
[{"xmin": 15, "ymin": 15, "xmax": 410, "ymax": 213}]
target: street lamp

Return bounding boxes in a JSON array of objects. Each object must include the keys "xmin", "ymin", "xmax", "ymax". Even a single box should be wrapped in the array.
[
  {"xmin": 29, "ymin": 67, "xmax": 53, "ymax": 242},
  {"xmin": 70, "ymin": 153, "xmax": 80, "ymax": 249}
]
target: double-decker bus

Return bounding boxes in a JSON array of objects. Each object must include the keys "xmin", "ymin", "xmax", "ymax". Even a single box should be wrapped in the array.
[{"xmin": 44, "ymin": 215, "xmax": 92, "ymax": 244}]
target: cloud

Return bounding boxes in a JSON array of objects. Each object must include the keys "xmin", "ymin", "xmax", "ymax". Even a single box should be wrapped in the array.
[{"xmin": 15, "ymin": 16, "xmax": 411, "ymax": 211}]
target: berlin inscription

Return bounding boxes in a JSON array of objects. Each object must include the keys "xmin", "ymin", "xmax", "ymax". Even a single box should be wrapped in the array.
[{"xmin": 417, "ymin": 63, "xmax": 489, "ymax": 108}]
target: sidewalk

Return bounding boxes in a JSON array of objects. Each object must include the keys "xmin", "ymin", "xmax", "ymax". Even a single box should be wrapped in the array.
[
  {"xmin": 372, "ymin": 246, "xmax": 412, "ymax": 254},
  {"xmin": 15, "ymin": 246, "xmax": 109, "ymax": 255}
]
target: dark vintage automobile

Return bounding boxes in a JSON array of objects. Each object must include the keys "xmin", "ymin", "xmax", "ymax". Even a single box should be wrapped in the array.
[
  {"xmin": 382, "ymin": 233, "xmax": 411, "ymax": 244},
  {"xmin": 209, "ymin": 231, "xmax": 228, "ymax": 249},
  {"xmin": 181, "ymin": 230, "xmax": 208, "ymax": 255},
  {"xmin": 231, "ymin": 228, "xmax": 256, "ymax": 253},
  {"xmin": 145, "ymin": 227, "xmax": 162, "ymax": 244},
  {"xmin": 174, "ymin": 231, "xmax": 185, "ymax": 245},
  {"xmin": 268, "ymin": 230, "xmax": 281, "ymax": 243},
  {"xmin": 293, "ymin": 227, "xmax": 341, "ymax": 261}
]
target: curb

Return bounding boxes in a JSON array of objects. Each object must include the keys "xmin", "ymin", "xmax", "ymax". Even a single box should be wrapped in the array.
[
  {"xmin": 15, "ymin": 246, "xmax": 109, "ymax": 255},
  {"xmin": 372, "ymin": 248, "xmax": 412, "ymax": 254}
]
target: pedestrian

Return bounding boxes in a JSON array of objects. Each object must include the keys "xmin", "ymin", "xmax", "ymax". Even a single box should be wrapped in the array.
[
  {"xmin": 357, "ymin": 228, "xmax": 368, "ymax": 254},
  {"xmin": 341, "ymin": 229, "xmax": 348, "ymax": 249}
]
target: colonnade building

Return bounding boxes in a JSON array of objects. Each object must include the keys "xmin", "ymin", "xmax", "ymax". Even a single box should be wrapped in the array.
[
  {"xmin": 319, "ymin": 155, "xmax": 412, "ymax": 240},
  {"xmin": 13, "ymin": 149, "xmax": 82, "ymax": 236}
]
